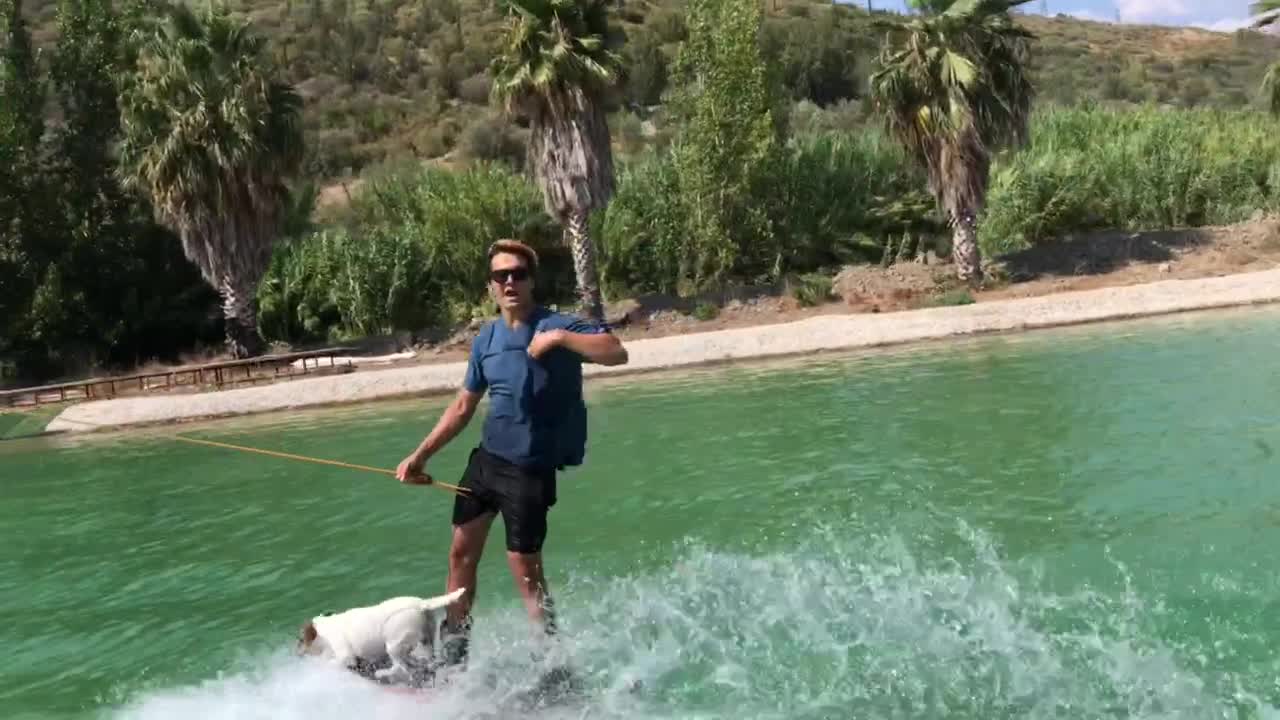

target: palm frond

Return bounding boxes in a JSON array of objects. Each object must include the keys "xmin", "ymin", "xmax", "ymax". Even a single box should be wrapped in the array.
[
  {"xmin": 1254, "ymin": 1, "xmax": 1280, "ymax": 28},
  {"xmin": 870, "ymin": 0, "xmax": 1034, "ymax": 220},
  {"xmin": 490, "ymin": 0, "xmax": 622, "ymax": 110},
  {"xmin": 490, "ymin": 0, "xmax": 619, "ymax": 219},
  {"xmin": 118, "ymin": 2, "xmax": 304, "ymax": 292},
  {"xmin": 945, "ymin": 0, "xmax": 1034, "ymax": 18},
  {"xmin": 1253, "ymin": 0, "xmax": 1280, "ymax": 16},
  {"xmin": 941, "ymin": 50, "xmax": 977, "ymax": 88}
]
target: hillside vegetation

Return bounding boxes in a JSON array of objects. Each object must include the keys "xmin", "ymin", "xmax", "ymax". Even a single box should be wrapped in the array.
[
  {"xmin": 6, "ymin": 0, "xmax": 1280, "ymax": 385},
  {"xmin": 21, "ymin": 0, "xmax": 1280, "ymax": 181}
]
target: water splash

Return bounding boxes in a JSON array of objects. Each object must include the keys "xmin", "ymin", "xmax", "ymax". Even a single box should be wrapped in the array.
[{"xmin": 106, "ymin": 520, "xmax": 1279, "ymax": 720}]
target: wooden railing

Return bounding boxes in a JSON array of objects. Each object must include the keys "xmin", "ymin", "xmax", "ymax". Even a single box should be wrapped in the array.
[{"xmin": 0, "ymin": 347, "xmax": 356, "ymax": 408}]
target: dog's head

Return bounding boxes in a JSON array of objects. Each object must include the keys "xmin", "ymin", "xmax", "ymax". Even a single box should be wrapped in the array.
[{"xmin": 296, "ymin": 610, "xmax": 334, "ymax": 656}]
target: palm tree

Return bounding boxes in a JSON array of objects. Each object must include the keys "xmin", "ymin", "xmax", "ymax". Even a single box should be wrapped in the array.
[
  {"xmin": 1252, "ymin": 1, "xmax": 1280, "ymax": 115},
  {"xmin": 907, "ymin": 0, "xmax": 956, "ymax": 13},
  {"xmin": 1254, "ymin": 0, "xmax": 1280, "ymax": 27},
  {"xmin": 118, "ymin": 2, "xmax": 303, "ymax": 358},
  {"xmin": 870, "ymin": 0, "xmax": 1035, "ymax": 286},
  {"xmin": 490, "ymin": 0, "xmax": 622, "ymax": 323}
]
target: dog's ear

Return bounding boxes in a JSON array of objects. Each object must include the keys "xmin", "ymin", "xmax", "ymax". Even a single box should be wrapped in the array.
[{"xmin": 297, "ymin": 621, "xmax": 318, "ymax": 653}]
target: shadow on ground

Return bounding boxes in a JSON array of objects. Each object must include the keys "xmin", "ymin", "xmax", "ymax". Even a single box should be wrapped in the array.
[{"xmin": 994, "ymin": 228, "xmax": 1212, "ymax": 281}]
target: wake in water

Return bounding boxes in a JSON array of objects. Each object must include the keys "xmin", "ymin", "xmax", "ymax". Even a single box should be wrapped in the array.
[{"xmin": 107, "ymin": 518, "xmax": 1280, "ymax": 720}]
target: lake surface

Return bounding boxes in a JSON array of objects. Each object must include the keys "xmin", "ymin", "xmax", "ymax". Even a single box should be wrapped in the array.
[{"xmin": 4, "ymin": 306, "xmax": 1280, "ymax": 719}]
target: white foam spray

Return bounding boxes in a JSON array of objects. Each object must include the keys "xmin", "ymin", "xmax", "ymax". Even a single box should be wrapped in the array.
[{"xmin": 105, "ymin": 519, "xmax": 1280, "ymax": 720}]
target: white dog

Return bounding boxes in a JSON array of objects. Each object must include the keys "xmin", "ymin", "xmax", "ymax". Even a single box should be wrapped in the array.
[{"xmin": 297, "ymin": 587, "xmax": 467, "ymax": 687}]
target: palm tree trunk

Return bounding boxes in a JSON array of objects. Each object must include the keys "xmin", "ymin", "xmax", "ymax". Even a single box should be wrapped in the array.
[
  {"xmin": 566, "ymin": 210, "xmax": 605, "ymax": 323},
  {"xmin": 951, "ymin": 209, "xmax": 983, "ymax": 287},
  {"xmin": 220, "ymin": 275, "xmax": 264, "ymax": 359}
]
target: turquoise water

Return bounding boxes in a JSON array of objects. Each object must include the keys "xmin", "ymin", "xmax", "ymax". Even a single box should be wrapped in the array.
[{"xmin": 3, "ymin": 306, "xmax": 1280, "ymax": 719}]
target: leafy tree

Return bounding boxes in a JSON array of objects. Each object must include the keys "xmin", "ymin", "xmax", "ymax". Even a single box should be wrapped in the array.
[
  {"xmin": 622, "ymin": 27, "xmax": 666, "ymax": 107},
  {"xmin": 118, "ymin": 2, "xmax": 305, "ymax": 358},
  {"xmin": 0, "ymin": 0, "xmax": 51, "ymax": 367},
  {"xmin": 870, "ymin": 0, "xmax": 1035, "ymax": 286},
  {"xmin": 0, "ymin": 0, "xmax": 42, "ymax": 155},
  {"xmin": 43, "ymin": 1, "xmax": 212, "ymax": 371},
  {"xmin": 49, "ymin": 0, "xmax": 131, "ymax": 310},
  {"xmin": 21, "ymin": 0, "xmax": 132, "ymax": 372},
  {"xmin": 0, "ymin": 0, "xmax": 220, "ymax": 380},
  {"xmin": 490, "ymin": 0, "xmax": 622, "ymax": 322},
  {"xmin": 668, "ymin": 0, "xmax": 785, "ymax": 289}
]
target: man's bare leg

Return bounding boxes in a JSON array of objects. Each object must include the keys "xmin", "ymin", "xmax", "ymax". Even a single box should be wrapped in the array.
[
  {"xmin": 506, "ymin": 551, "xmax": 556, "ymax": 635},
  {"xmin": 441, "ymin": 512, "xmax": 495, "ymax": 667},
  {"xmin": 508, "ymin": 550, "xmax": 579, "ymax": 696}
]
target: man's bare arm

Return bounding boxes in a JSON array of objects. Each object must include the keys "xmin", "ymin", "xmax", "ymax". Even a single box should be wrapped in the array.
[
  {"xmin": 396, "ymin": 388, "xmax": 483, "ymax": 482},
  {"xmin": 554, "ymin": 330, "xmax": 629, "ymax": 366}
]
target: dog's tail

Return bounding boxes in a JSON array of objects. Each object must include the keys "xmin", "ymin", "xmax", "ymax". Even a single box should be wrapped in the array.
[{"xmin": 417, "ymin": 587, "xmax": 467, "ymax": 613}]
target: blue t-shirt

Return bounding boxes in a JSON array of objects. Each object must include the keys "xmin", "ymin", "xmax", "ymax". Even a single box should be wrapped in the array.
[{"xmin": 463, "ymin": 307, "xmax": 608, "ymax": 471}]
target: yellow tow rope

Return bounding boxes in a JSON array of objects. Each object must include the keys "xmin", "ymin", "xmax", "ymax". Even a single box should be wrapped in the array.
[{"xmin": 171, "ymin": 434, "xmax": 470, "ymax": 497}]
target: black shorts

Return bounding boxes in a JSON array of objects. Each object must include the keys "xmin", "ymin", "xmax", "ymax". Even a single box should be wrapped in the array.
[{"xmin": 452, "ymin": 446, "xmax": 557, "ymax": 554}]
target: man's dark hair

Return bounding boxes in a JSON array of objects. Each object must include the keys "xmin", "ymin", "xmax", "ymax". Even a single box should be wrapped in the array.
[{"xmin": 488, "ymin": 239, "xmax": 539, "ymax": 273}]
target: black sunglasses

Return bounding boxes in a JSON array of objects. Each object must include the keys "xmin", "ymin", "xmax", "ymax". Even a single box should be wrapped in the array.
[{"xmin": 490, "ymin": 267, "xmax": 530, "ymax": 284}]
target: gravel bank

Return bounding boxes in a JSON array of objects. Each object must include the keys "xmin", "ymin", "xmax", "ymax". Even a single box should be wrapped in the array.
[{"xmin": 46, "ymin": 267, "xmax": 1280, "ymax": 434}]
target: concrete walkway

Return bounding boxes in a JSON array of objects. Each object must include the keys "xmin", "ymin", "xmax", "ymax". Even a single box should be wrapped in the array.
[{"xmin": 46, "ymin": 266, "xmax": 1280, "ymax": 434}]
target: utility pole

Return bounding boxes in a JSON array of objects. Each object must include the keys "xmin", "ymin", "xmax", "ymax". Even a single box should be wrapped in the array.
[{"xmin": 1040, "ymin": 0, "xmax": 1048, "ymax": 15}]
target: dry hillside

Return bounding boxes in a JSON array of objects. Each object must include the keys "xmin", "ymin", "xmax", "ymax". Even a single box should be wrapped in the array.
[{"xmin": 18, "ymin": 0, "xmax": 1280, "ymax": 183}]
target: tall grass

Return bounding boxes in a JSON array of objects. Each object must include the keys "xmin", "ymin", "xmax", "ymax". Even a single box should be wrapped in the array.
[
  {"xmin": 257, "ymin": 162, "xmax": 573, "ymax": 343},
  {"xmin": 776, "ymin": 131, "xmax": 938, "ymax": 270},
  {"xmin": 596, "ymin": 150, "xmax": 688, "ymax": 296},
  {"xmin": 982, "ymin": 105, "xmax": 1280, "ymax": 256}
]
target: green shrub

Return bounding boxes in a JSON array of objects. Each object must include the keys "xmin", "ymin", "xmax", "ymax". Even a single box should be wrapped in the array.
[
  {"xmin": 611, "ymin": 111, "xmax": 649, "ymax": 154},
  {"xmin": 457, "ymin": 72, "xmax": 493, "ymax": 105},
  {"xmin": 457, "ymin": 113, "xmax": 526, "ymax": 169},
  {"xmin": 924, "ymin": 289, "xmax": 976, "ymax": 307},
  {"xmin": 788, "ymin": 273, "xmax": 835, "ymax": 307}
]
